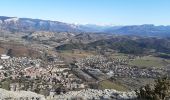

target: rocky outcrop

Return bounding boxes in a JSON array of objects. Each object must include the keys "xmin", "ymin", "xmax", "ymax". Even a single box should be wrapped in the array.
[
  {"xmin": 49, "ymin": 89, "xmax": 137, "ymax": 100},
  {"xmin": 0, "ymin": 88, "xmax": 46, "ymax": 100},
  {"xmin": 0, "ymin": 88, "xmax": 137, "ymax": 100}
]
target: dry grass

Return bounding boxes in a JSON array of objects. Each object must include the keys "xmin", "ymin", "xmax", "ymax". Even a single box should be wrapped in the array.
[
  {"xmin": 0, "ymin": 41, "xmax": 40, "ymax": 58},
  {"xmin": 59, "ymin": 50, "xmax": 96, "ymax": 58}
]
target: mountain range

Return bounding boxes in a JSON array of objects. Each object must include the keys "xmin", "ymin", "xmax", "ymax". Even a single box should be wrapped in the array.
[
  {"xmin": 0, "ymin": 16, "xmax": 80, "ymax": 33},
  {"xmin": 1, "ymin": 16, "xmax": 170, "ymax": 37}
]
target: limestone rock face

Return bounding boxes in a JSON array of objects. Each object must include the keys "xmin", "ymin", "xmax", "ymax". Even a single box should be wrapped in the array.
[
  {"xmin": 0, "ymin": 88, "xmax": 137, "ymax": 100},
  {"xmin": 0, "ymin": 88, "xmax": 46, "ymax": 100},
  {"xmin": 51, "ymin": 89, "xmax": 137, "ymax": 100}
]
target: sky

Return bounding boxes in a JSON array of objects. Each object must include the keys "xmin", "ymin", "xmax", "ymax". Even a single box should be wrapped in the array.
[{"xmin": 0, "ymin": 0, "xmax": 169, "ymax": 25}]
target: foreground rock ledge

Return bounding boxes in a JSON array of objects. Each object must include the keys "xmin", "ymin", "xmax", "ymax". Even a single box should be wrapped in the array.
[
  {"xmin": 0, "ymin": 88, "xmax": 136, "ymax": 100},
  {"xmin": 0, "ymin": 88, "xmax": 46, "ymax": 100}
]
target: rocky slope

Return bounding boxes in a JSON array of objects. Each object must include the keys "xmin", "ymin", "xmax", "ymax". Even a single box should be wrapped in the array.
[
  {"xmin": 48, "ymin": 89, "xmax": 136, "ymax": 100},
  {"xmin": 0, "ymin": 88, "xmax": 46, "ymax": 100},
  {"xmin": 0, "ymin": 88, "xmax": 136, "ymax": 100}
]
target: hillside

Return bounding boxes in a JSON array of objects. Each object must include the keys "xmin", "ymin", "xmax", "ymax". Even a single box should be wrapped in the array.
[{"xmin": 56, "ymin": 36, "xmax": 170, "ymax": 55}]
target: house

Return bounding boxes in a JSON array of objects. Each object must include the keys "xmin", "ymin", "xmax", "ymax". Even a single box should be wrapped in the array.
[{"xmin": 1, "ymin": 54, "xmax": 10, "ymax": 60}]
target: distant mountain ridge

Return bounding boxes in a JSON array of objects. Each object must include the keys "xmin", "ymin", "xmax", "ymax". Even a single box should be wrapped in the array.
[
  {"xmin": 105, "ymin": 24, "xmax": 170, "ymax": 37},
  {"xmin": 0, "ymin": 16, "xmax": 81, "ymax": 33},
  {"xmin": 0, "ymin": 16, "xmax": 170, "ymax": 37}
]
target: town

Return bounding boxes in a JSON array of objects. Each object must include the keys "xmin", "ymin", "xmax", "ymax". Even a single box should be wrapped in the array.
[{"xmin": 0, "ymin": 52, "xmax": 169, "ymax": 99}]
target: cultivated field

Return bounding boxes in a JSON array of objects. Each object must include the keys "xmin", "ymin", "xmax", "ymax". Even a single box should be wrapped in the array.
[
  {"xmin": 99, "ymin": 80, "xmax": 128, "ymax": 91},
  {"xmin": 128, "ymin": 56, "xmax": 169, "ymax": 68}
]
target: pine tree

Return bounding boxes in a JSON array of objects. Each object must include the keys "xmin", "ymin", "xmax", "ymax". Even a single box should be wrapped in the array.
[{"xmin": 136, "ymin": 77, "xmax": 170, "ymax": 100}]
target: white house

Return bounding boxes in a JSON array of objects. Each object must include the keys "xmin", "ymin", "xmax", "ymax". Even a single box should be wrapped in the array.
[
  {"xmin": 1, "ymin": 54, "xmax": 10, "ymax": 60},
  {"xmin": 0, "ymin": 65, "xmax": 3, "ymax": 69}
]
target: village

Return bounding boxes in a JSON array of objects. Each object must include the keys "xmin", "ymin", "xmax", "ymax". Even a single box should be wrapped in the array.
[
  {"xmin": 0, "ymin": 53, "xmax": 169, "ymax": 100},
  {"xmin": 75, "ymin": 55, "xmax": 168, "ymax": 80},
  {"xmin": 0, "ymin": 54, "xmax": 86, "ymax": 98}
]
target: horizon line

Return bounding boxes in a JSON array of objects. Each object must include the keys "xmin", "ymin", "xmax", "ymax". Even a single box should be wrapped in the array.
[{"xmin": 0, "ymin": 15, "xmax": 170, "ymax": 26}]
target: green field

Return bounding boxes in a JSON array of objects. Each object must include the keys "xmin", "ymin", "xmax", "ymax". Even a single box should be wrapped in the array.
[
  {"xmin": 111, "ymin": 53, "xmax": 129, "ymax": 59},
  {"xmin": 0, "ymin": 78, "xmax": 11, "ymax": 90},
  {"xmin": 165, "ymin": 59, "xmax": 170, "ymax": 63},
  {"xmin": 128, "ymin": 56, "xmax": 169, "ymax": 68},
  {"xmin": 99, "ymin": 80, "xmax": 128, "ymax": 91}
]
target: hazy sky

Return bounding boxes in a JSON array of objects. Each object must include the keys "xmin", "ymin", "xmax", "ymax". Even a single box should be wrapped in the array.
[{"xmin": 0, "ymin": 0, "xmax": 169, "ymax": 25}]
